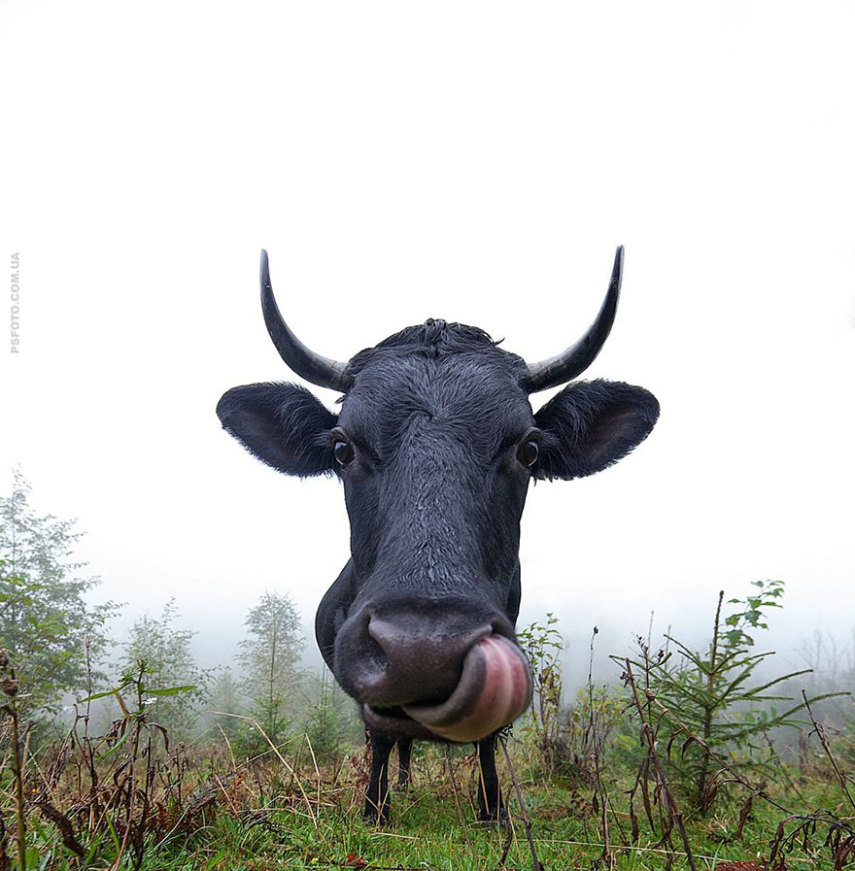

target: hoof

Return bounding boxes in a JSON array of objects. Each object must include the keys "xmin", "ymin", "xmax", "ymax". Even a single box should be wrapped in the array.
[
  {"xmin": 363, "ymin": 804, "xmax": 390, "ymax": 826},
  {"xmin": 473, "ymin": 816, "xmax": 509, "ymax": 829},
  {"xmin": 475, "ymin": 807, "xmax": 508, "ymax": 827}
]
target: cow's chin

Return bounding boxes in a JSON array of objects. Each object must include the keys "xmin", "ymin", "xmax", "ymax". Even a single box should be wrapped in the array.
[{"xmin": 362, "ymin": 635, "xmax": 532, "ymax": 743}]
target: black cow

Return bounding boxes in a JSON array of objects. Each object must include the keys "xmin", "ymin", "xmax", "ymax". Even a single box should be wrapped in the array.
[{"xmin": 217, "ymin": 248, "xmax": 658, "ymax": 822}]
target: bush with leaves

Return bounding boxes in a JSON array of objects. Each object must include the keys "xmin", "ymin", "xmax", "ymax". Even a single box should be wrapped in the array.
[
  {"xmin": 118, "ymin": 599, "xmax": 212, "ymax": 739},
  {"xmin": 518, "ymin": 612, "xmax": 564, "ymax": 773},
  {"xmin": 0, "ymin": 471, "xmax": 119, "ymax": 716},
  {"xmin": 620, "ymin": 579, "xmax": 838, "ymax": 814},
  {"xmin": 519, "ymin": 617, "xmax": 625, "ymax": 788},
  {"xmin": 40, "ymin": 661, "xmax": 203, "ymax": 868},
  {"xmin": 302, "ymin": 667, "xmax": 362, "ymax": 765}
]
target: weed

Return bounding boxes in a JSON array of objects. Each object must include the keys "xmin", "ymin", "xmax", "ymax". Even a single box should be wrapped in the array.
[
  {"xmin": 2, "ymin": 606, "xmax": 855, "ymax": 869},
  {"xmin": 0, "ymin": 648, "xmax": 26, "ymax": 871},
  {"xmin": 618, "ymin": 581, "xmax": 843, "ymax": 817},
  {"xmin": 518, "ymin": 612, "xmax": 565, "ymax": 774}
]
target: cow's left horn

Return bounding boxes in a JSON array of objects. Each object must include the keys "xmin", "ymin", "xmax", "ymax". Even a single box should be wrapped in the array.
[
  {"xmin": 521, "ymin": 246, "xmax": 623, "ymax": 393},
  {"xmin": 260, "ymin": 250, "xmax": 353, "ymax": 392}
]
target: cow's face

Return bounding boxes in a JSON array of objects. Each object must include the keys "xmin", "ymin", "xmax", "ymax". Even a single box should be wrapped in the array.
[
  {"xmin": 217, "ymin": 250, "xmax": 659, "ymax": 742},
  {"xmin": 334, "ymin": 332, "xmax": 534, "ymax": 605}
]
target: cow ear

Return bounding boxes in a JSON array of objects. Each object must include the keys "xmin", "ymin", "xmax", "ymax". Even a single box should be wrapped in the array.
[
  {"xmin": 533, "ymin": 380, "xmax": 659, "ymax": 481},
  {"xmin": 217, "ymin": 382, "xmax": 337, "ymax": 477}
]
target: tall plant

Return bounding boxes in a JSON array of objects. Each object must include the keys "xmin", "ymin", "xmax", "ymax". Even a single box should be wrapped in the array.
[
  {"xmin": 518, "ymin": 613, "xmax": 564, "ymax": 772},
  {"xmin": 622, "ymin": 580, "xmax": 833, "ymax": 814}
]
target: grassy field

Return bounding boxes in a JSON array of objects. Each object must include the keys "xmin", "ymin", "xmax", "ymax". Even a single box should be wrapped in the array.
[
  {"xmin": 3, "ymin": 708, "xmax": 855, "ymax": 871},
  {"xmin": 3, "ymin": 594, "xmax": 854, "ymax": 869}
]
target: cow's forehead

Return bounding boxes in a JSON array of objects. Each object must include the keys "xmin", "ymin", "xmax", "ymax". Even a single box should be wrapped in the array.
[{"xmin": 338, "ymin": 349, "xmax": 534, "ymax": 437}]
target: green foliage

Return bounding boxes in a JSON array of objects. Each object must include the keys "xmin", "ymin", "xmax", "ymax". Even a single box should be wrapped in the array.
[
  {"xmin": 561, "ymin": 683, "xmax": 628, "ymax": 783},
  {"xmin": 238, "ymin": 591, "xmax": 304, "ymax": 749},
  {"xmin": 34, "ymin": 662, "xmax": 201, "ymax": 868},
  {"xmin": 0, "ymin": 471, "xmax": 119, "ymax": 715},
  {"xmin": 621, "ymin": 580, "xmax": 836, "ymax": 814},
  {"xmin": 519, "ymin": 617, "xmax": 626, "ymax": 792},
  {"xmin": 302, "ymin": 667, "xmax": 362, "ymax": 765},
  {"xmin": 206, "ymin": 665, "xmax": 245, "ymax": 740},
  {"xmin": 8, "ymin": 719, "xmax": 855, "ymax": 870},
  {"xmin": 118, "ymin": 599, "xmax": 212, "ymax": 739},
  {"xmin": 2, "ymin": 601, "xmax": 855, "ymax": 870},
  {"xmin": 517, "ymin": 612, "xmax": 564, "ymax": 771}
]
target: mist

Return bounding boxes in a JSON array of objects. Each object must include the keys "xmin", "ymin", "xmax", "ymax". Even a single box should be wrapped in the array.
[{"xmin": 2, "ymin": 2, "xmax": 853, "ymax": 720}]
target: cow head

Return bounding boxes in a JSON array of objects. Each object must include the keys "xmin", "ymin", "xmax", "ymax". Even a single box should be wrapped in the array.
[{"xmin": 217, "ymin": 248, "xmax": 658, "ymax": 743}]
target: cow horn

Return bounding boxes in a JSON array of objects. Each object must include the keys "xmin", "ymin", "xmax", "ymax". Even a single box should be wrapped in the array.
[
  {"xmin": 259, "ymin": 250, "xmax": 353, "ymax": 392},
  {"xmin": 521, "ymin": 246, "xmax": 623, "ymax": 393}
]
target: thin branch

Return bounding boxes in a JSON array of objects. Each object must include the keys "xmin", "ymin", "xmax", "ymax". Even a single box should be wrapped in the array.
[{"xmin": 499, "ymin": 736, "xmax": 543, "ymax": 871}]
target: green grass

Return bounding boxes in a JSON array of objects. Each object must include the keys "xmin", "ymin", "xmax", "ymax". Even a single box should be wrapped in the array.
[{"xmin": 7, "ymin": 730, "xmax": 854, "ymax": 870}]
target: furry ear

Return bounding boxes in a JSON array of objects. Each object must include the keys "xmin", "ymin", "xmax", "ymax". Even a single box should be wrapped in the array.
[
  {"xmin": 217, "ymin": 382, "xmax": 338, "ymax": 477},
  {"xmin": 533, "ymin": 380, "xmax": 659, "ymax": 481}
]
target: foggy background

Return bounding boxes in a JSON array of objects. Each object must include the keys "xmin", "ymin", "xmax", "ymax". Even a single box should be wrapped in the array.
[{"xmin": 1, "ymin": 2, "xmax": 853, "ymax": 690}]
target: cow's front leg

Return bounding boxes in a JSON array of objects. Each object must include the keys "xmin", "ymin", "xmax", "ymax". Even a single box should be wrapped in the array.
[
  {"xmin": 395, "ymin": 737, "xmax": 413, "ymax": 791},
  {"xmin": 364, "ymin": 729, "xmax": 396, "ymax": 824},
  {"xmin": 475, "ymin": 733, "xmax": 504, "ymax": 822}
]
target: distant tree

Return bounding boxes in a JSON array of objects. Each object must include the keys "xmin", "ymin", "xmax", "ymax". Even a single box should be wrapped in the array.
[
  {"xmin": 207, "ymin": 665, "xmax": 245, "ymax": 739},
  {"xmin": 302, "ymin": 666, "xmax": 362, "ymax": 764},
  {"xmin": 238, "ymin": 591, "xmax": 303, "ymax": 747},
  {"xmin": 119, "ymin": 599, "xmax": 212, "ymax": 739},
  {"xmin": 0, "ymin": 470, "xmax": 119, "ymax": 716}
]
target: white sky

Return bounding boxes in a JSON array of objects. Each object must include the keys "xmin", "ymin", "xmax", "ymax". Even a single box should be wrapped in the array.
[{"xmin": 1, "ymin": 2, "xmax": 853, "ymax": 678}]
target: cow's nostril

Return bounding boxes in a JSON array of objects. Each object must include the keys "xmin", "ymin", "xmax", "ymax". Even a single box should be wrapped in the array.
[
  {"xmin": 367, "ymin": 616, "xmax": 494, "ymax": 667},
  {"xmin": 345, "ymin": 613, "xmax": 496, "ymax": 708},
  {"xmin": 366, "ymin": 617, "xmax": 404, "ymax": 658}
]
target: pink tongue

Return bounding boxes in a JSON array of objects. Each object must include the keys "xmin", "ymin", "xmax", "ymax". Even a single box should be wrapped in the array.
[{"xmin": 403, "ymin": 635, "xmax": 532, "ymax": 742}]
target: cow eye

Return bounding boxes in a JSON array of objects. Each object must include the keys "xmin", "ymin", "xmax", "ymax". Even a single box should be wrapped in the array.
[
  {"xmin": 333, "ymin": 439, "xmax": 355, "ymax": 467},
  {"xmin": 517, "ymin": 438, "xmax": 540, "ymax": 468}
]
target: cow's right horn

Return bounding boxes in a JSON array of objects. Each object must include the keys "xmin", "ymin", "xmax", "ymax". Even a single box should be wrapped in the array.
[{"xmin": 259, "ymin": 250, "xmax": 354, "ymax": 392}]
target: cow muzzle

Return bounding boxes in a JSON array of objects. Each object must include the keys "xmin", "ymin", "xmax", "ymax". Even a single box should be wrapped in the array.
[
  {"xmin": 401, "ymin": 634, "xmax": 532, "ymax": 741},
  {"xmin": 339, "ymin": 607, "xmax": 532, "ymax": 742}
]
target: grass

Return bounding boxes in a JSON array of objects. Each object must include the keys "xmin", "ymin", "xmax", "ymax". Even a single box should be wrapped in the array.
[
  {"xmin": 3, "ymin": 590, "xmax": 854, "ymax": 869},
  {"xmin": 3, "ymin": 720, "xmax": 854, "ymax": 870}
]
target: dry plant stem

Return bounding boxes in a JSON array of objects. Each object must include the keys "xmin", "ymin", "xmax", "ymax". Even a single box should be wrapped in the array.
[
  {"xmin": 768, "ymin": 810, "xmax": 855, "ymax": 870},
  {"xmin": 303, "ymin": 733, "xmax": 322, "ymax": 816},
  {"xmin": 585, "ymin": 627, "xmax": 597, "ymax": 748},
  {"xmin": 1, "ymin": 652, "xmax": 27, "ymax": 871},
  {"xmin": 696, "ymin": 591, "xmax": 724, "ymax": 808},
  {"xmin": 9, "ymin": 706, "xmax": 26, "ymax": 871},
  {"xmin": 802, "ymin": 691, "xmax": 855, "ymax": 811},
  {"xmin": 586, "ymin": 626, "xmax": 624, "ymax": 855},
  {"xmin": 624, "ymin": 658, "xmax": 697, "ymax": 871},
  {"xmin": 496, "ymin": 816, "xmax": 514, "ymax": 868},
  {"xmin": 442, "ymin": 747, "xmax": 474, "ymax": 861},
  {"xmin": 599, "ymin": 792, "xmax": 615, "ymax": 869},
  {"xmin": 109, "ymin": 719, "xmax": 141, "ymax": 870},
  {"xmin": 218, "ymin": 712, "xmax": 318, "ymax": 829},
  {"xmin": 499, "ymin": 736, "xmax": 544, "ymax": 871},
  {"xmin": 0, "ymin": 814, "xmax": 10, "ymax": 871}
]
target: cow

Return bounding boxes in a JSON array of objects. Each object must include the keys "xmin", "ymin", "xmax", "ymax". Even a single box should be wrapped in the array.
[{"xmin": 217, "ymin": 247, "xmax": 658, "ymax": 823}]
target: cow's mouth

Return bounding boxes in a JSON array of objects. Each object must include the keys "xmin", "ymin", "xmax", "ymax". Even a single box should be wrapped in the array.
[{"xmin": 362, "ymin": 635, "xmax": 532, "ymax": 743}]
